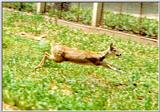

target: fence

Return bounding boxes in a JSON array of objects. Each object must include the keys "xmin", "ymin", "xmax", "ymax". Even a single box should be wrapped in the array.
[
  {"xmin": 104, "ymin": 3, "xmax": 158, "ymax": 19},
  {"xmin": 38, "ymin": 2, "xmax": 158, "ymax": 38},
  {"xmin": 2, "ymin": 2, "xmax": 158, "ymax": 38}
]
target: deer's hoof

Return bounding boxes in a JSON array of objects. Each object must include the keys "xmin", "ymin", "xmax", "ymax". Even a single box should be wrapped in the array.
[
  {"xmin": 34, "ymin": 66, "xmax": 41, "ymax": 70},
  {"xmin": 117, "ymin": 70, "xmax": 125, "ymax": 74}
]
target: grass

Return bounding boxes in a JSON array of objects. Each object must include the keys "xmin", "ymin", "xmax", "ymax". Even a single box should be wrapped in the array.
[{"xmin": 3, "ymin": 9, "xmax": 158, "ymax": 110}]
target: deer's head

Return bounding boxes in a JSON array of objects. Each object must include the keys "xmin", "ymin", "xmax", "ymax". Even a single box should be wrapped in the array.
[{"xmin": 109, "ymin": 43, "xmax": 121, "ymax": 57}]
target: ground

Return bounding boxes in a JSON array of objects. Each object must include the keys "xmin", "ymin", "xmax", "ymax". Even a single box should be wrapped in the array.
[{"xmin": 2, "ymin": 9, "xmax": 158, "ymax": 110}]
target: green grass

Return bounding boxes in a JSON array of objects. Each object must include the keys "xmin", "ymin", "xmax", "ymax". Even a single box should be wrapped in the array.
[{"xmin": 3, "ymin": 9, "xmax": 158, "ymax": 110}]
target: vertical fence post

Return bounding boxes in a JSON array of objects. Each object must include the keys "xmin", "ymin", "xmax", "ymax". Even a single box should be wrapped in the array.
[
  {"xmin": 119, "ymin": 3, "xmax": 123, "ymax": 14},
  {"xmin": 91, "ymin": 3, "xmax": 103, "ymax": 27},
  {"xmin": 118, "ymin": 3, "xmax": 123, "ymax": 30},
  {"xmin": 139, "ymin": 2, "xmax": 143, "ymax": 34},
  {"xmin": 77, "ymin": 3, "xmax": 80, "ymax": 22},
  {"xmin": 100, "ymin": 3, "xmax": 104, "ymax": 27},
  {"xmin": 19, "ymin": 3, "xmax": 24, "ymax": 11},
  {"xmin": 37, "ymin": 3, "xmax": 46, "ymax": 14},
  {"xmin": 59, "ymin": 3, "xmax": 62, "ymax": 18},
  {"xmin": 140, "ymin": 3, "xmax": 143, "ymax": 20}
]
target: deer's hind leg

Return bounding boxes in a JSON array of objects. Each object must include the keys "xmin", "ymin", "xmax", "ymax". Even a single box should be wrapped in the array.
[{"xmin": 35, "ymin": 52, "xmax": 55, "ymax": 69}]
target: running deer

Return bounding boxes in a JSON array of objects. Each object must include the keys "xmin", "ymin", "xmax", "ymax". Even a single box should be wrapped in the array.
[{"xmin": 35, "ymin": 43, "xmax": 122, "ymax": 73}]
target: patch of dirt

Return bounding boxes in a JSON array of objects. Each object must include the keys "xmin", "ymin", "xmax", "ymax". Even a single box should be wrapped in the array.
[
  {"xmin": 3, "ymin": 102, "xmax": 18, "ymax": 111},
  {"xmin": 113, "ymin": 83, "xmax": 127, "ymax": 89},
  {"xmin": 49, "ymin": 80, "xmax": 58, "ymax": 90},
  {"xmin": 86, "ymin": 73, "xmax": 127, "ymax": 90},
  {"xmin": 49, "ymin": 81, "xmax": 72, "ymax": 96},
  {"xmin": 60, "ymin": 83, "xmax": 73, "ymax": 96},
  {"xmin": 17, "ymin": 32, "xmax": 47, "ymax": 41},
  {"xmin": 137, "ymin": 96, "xmax": 144, "ymax": 100},
  {"xmin": 86, "ymin": 73, "xmax": 107, "ymax": 87}
]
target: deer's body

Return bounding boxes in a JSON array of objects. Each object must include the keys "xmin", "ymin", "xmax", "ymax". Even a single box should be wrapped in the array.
[
  {"xmin": 35, "ymin": 43, "xmax": 122, "ymax": 72},
  {"xmin": 50, "ymin": 43, "xmax": 105, "ymax": 64}
]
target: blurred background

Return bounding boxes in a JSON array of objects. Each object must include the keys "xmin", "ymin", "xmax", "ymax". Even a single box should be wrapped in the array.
[{"xmin": 2, "ymin": 2, "xmax": 158, "ymax": 39}]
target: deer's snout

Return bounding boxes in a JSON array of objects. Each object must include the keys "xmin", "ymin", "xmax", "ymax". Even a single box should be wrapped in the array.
[{"xmin": 116, "ymin": 53, "xmax": 121, "ymax": 56}]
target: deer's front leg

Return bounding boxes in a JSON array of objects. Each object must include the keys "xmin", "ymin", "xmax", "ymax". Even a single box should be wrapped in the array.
[
  {"xmin": 98, "ymin": 61, "xmax": 122, "ymax": 73},
  {"xmin": 35, "ymin": 52, "xmax": 53, "ymax": 69}
]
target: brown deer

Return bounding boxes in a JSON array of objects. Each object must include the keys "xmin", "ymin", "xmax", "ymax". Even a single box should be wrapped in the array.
[{"xmin": 35, "ymin": 43, "xmax": 122, "ymax": 73}]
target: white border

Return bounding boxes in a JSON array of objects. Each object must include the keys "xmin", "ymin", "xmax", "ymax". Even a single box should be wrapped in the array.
[
  {"xmin": 158, "ymin": 1, "xmax": 160, "ymax": 111},
  {"xmin": 0, "ymin": 1, "xmax": 2, "ymax": 111},
  {"xmin": 1, "ymin": 1, "xmax": 159, "ymax": 111},
  {"xmin": 1, "ymin": 0, "xmax": 160, "ymax": 2}
]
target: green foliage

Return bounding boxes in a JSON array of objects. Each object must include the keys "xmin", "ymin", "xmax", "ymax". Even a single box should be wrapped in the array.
[
  {"xmin": 3, "ymin": 3, "xmax": 36, "ymax": 12},
  {"xmin": 104, "ymin": 11, "xmax": 158, "ymax": 38},
  {"xmin": 3, "ymin": 10, "xmax": 158, "ymax": 110},
  {"xmin": 48, "ymin": 6, "xmax": 92, "ymax": 25},
  {"xmin": 140, "ymin": 17, "xmax": 158, "ymax": 38},
  {"xmin": 3, "ymin": 3, "xmax": 22, "ymax": 9},
  {"xmin": 48, "ymin": 7, "xmax": 158, "ymax": 38}
]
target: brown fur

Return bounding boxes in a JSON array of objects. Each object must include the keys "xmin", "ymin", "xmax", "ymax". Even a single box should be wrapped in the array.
[{"xmin": 35, "ymin": 43, "xmax": 122, "ymax": 72}]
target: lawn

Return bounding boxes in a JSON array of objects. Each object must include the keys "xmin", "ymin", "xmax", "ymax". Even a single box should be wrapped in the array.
[{"xmin": 2, "ymin": 9, "xmax": 158, "ymax": 110}]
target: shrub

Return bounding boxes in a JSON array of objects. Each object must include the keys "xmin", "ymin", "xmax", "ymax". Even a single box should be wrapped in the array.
[{"xmin": 103, "ymin": 11, "xmax": 158, "ymax": 38}]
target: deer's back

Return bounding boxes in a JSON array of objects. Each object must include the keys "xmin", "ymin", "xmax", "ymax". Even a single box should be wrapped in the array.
[{"xmin": 51, "ymin": 44, "xmax": 100, "ymax": 62}]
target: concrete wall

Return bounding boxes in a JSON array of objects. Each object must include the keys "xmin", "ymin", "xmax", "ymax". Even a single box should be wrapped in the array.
[
  {"xmin": 104, "ymin": 2, "xmax": 158, "ymax": 19},
  {"xmin": 48, "ymin": 2, "xmax": 158, "ymax": 20}
]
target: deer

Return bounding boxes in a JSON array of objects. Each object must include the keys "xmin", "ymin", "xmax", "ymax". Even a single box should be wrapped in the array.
[{"xmin": 35, "ymin": 43, "xmax": 123, "ymax": 73}]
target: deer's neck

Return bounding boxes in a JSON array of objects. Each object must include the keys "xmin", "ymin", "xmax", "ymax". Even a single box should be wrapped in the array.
[{"xmin": 99, "ymin": 48, "xmax": 111, "ymax": 57}]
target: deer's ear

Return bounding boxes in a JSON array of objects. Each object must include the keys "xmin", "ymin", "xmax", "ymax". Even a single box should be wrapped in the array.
[
  {"xmin": 110, "ymin": 43, "xmax": 113, "ymax": 47},
  {"xmin": 110, "ymin": 43, "xmax": 114, "ymax": 50}
]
